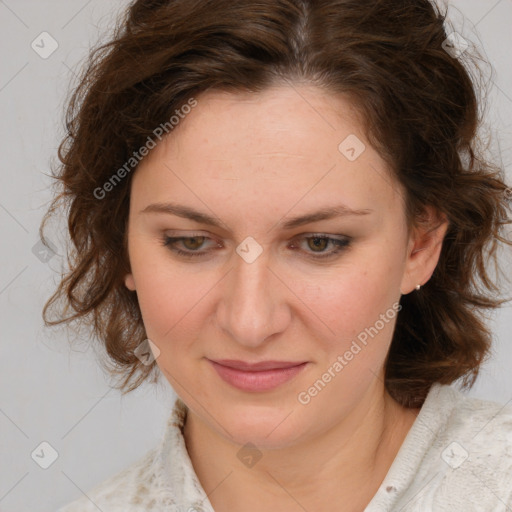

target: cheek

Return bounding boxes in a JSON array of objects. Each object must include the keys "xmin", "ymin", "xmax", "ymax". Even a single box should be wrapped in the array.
[
  {"xmin": 129, "ymin": 246, "xmax": 209, "ymax": 340},
  {"xmin": 132, "ymin": 262, "xmax": 211, "ymax": 383},
  {"xmin": 290, "ymin": 261, "xmax": 402, "ymax": 384},
  {"xmin": 136, "ymin": 274, "xmax": 210, "ymax": 341},
  {"xmin": 298, "ymin": 274, "xmax": 400, "ymax": 398},
  {"xmin": 296, "ymin": 264, "xmax": 398, "ymax": 337}
]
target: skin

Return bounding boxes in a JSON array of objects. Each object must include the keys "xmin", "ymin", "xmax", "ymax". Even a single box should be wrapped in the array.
[{"xmin": 124, "ymin": 84, "xmax": 449, "ymax": 511}]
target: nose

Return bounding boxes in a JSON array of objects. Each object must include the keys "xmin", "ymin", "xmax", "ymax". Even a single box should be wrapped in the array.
[{"xmin": 216, "ymin": 249, "xmax": 292, "ymax": 348}]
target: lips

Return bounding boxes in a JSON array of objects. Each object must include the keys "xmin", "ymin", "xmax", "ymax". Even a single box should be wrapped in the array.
[
  {"xmin": 211, "ymin": 359, "xmax": 306, "ymax": 371},
  {"xmin": 207, "ymin": 359, "xmax": 308, "ymax": 392}
]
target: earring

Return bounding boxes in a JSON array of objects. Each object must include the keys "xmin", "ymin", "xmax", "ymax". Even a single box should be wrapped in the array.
[{"xmin": 415, "ymin": 284, "xmax": 421, "ymax": 291}]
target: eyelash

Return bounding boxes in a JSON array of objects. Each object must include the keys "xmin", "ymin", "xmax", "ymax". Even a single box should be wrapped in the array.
[{"xmin": 160, "ymin": 233, "xmax": 351, "ymax": 260}]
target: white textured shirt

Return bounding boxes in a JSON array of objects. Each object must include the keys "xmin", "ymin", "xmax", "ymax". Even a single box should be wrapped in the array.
[{"xmin": 57, "ymin": 383, "xmax": 512, "ymax": 511}]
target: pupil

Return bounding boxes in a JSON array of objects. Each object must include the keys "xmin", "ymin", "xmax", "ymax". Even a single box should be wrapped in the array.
[
  {"xmin": 310, "ymin": 237, "xmax": 327, "ymax": 251},
  {"xmin": 184, "ymin": 237, "xmax": 204, "ymax": 249}
]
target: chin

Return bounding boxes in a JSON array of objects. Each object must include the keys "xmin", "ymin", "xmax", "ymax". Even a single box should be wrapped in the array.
[{"xmin": 213, "ymin": 400, "xmax": 310, "ymax": 449}]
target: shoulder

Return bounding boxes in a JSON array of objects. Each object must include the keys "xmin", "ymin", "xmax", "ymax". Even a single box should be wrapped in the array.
[
  {"xmin": 411, "ymin": 384, "xmax": 512, "ymax": 510},
  {"xmin": 56, "ymin": 397, "xmax": 206, "ymax": 512},
  {"xmin": 433, "ymin": 384, "xmax": 512, "ymax": 454},
  {"xmin": 56, "ymin": 448, "xmax": 168, "ymax": 512},
  {"xmin": 371, "ymin": 384, "xmax": 512, "ymax": 511}
]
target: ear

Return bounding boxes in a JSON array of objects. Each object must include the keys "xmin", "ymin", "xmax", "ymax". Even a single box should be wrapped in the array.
[
  {"xmin": 124, "ymin": 273, "xmax": 136, "ymax": 291},
  {"xmin": 122, "ymin": 226, "xmax": 136, "ymax": 291},
  {"xmin": 400, "ymin": 205, "xmax": 450, "ymax": 295}
]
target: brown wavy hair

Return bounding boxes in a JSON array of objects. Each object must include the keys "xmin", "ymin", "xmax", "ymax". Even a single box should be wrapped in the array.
[{"xmin": 41, "ymin": 0, "xmax": 512, "ymax": 408}]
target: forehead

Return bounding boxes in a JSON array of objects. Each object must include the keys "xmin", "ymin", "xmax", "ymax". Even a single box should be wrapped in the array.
[
  {"xmin": 132, "ymin": 85, "xmax": 404, "ymax": 220},
  {"xmin": 170, "ymin": 85, "xmax": 365, "ymax": 161}
]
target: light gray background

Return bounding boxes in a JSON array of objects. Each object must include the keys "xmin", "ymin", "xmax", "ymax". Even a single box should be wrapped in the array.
[{"xmin": 0, "ymin": 1, "xmax": 511, "ymax": 511}]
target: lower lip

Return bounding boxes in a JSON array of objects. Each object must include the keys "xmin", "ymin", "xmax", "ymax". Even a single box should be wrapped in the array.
[{"xmin": 209, "ymin": 361, "xmax": 308, "ymax": 392}]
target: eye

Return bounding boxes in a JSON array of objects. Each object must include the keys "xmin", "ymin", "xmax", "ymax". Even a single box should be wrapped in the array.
[
  {"xmin": 161, "ymin": 232, "xmax": 351, "ymax": 260},
  {"xmin": 289, "ymin": 234, "xmax": 351, "ymax": 260},
  {"xmin": 161, "ymin": 235, "xmax": 221, "ymax": 258}
]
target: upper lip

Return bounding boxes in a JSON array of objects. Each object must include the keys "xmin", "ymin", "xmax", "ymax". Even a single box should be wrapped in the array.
[{"xmin": 209, "ymin": 359, "xmax": 307, "ymax": 371}]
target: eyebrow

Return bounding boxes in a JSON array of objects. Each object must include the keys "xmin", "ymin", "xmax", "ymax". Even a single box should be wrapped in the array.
[{"xmin": 140, "ymin": 201, "xmax": 373, "ymax": 230}]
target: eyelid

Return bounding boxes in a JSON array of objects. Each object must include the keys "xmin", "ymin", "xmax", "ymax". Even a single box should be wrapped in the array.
[
  {"xmin": 161, "ymin": 231, "xmax": 352, "ymax": 260},
  {"xmin": 289, "ymin": 233, "xmax": 351, "ymax": 259},
  {"xmin": 161, "ymin": 231, "xmax": 350, "ymax": 245},
  {"xmin": 161, "ymin": 232, "xmax": 223, "ymax": 257}
]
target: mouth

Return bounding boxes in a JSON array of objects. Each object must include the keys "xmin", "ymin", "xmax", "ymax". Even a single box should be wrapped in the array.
[{"xmin": 207, "ymin": 359, "xmax": 309, "ymax": 392}]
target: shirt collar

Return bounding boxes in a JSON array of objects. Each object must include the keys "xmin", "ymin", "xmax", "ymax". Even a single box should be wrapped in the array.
[{"xmin": 155, "ymin": 396, "xmax": 216, "ymax": 511}]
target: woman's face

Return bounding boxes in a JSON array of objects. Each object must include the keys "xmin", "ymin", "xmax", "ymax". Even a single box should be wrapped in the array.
[{"xmin": 124, "ymin": 85, "xmax": 429, "ymax": 448}]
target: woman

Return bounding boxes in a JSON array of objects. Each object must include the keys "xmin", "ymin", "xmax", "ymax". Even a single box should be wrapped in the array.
[{"xmin": 46, "ymin": 0, "xmax": 512, "ymax": 510}]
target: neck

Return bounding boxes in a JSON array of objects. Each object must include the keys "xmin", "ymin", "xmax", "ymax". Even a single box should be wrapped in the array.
[{"xmin": 182, "ymin": 382, "xmax": 419, "ymax": 512}]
